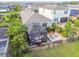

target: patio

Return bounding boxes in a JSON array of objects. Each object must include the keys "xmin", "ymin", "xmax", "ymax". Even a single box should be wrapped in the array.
[
  {"xmin": 29, "ymin": 32, "xmax": 68, "ymax": 51},
  {"xmin": 28, "ymin": 23, "xmax": 47, "ymax": 46}
]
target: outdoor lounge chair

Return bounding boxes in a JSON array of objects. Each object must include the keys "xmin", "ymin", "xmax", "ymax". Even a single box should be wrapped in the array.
[{"xmin": 53, "ymin": 40, "xmax": 63, "ymax": 45}]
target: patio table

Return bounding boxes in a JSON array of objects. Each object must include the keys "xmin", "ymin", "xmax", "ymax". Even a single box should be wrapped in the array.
[{"xmin": 47, "ymin": 34, "xmax": 62, "ymax": 47}]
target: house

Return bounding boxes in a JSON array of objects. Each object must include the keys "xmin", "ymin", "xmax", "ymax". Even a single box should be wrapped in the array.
[
  {"xmin": 0, "ymin": 27, "xmax": 9, "ymax": 57},
  {"xmin": 66, "ymin": 4, "xmax": 79, "ymax": 20},
  {"xmin": 20, "ymin": 8, "xmax": 51, "ymax": 46},
  {"xmin": 39, "ymin": 4, "xmax": 70, "ymax": 24},
  {"xmin": 0, "ymin": 5, "xmax": 13, "ymax": 12},
  {"xmin": 21, "ymin": 8, "xmax": 51, "ymax": 29},
  {"xmin": 26, "ymin": 3, "xmax": 45, "ymax": 13},
  {"xmin": 0, "ymin": 6, "xmax": 9, "ymax": 12}
]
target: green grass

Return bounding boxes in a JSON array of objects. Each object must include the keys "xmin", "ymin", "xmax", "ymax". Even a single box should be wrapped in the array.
[
  {"xmin": 0, "ymin": 11, "xmax": 20, "ymax": 15},
  {"xmin": 24, "ymin": 41, "xmax": 79, "ymax": 57}
]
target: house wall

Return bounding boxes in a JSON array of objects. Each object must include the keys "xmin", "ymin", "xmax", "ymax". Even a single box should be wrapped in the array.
[
  {"xmin": 69, "ymin": 8, "xmax": 79, "ymax": 20},
  {"xmin": 70, "ymin": 9, "xmax": 79, "ymax": 16},
  {"xmin": 39, "ymin": 7, "xmax": 70, "ymax": 25},
  {"xmin": 0, "ymin": 9, "xmax": 9, "ymax": 12},
  {"xmin": 70, "ymin": 8, "xmax": 79, "ymax": 10},
  {"xmin": 39, "ymin": 7, "xmax": 54, "ymax": 20},
  {"xmin": 53, "ymin": 10, "xmax": 70, "ymax": 22}
]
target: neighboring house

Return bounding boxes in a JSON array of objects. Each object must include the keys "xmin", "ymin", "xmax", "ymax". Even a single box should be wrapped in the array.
[
  {"xmin": 20, "ymin": 8, "xmax": 50, "ymax": 46},
  {"xmin": 0, "ymin": 27, "xmax": 9, "ymax": 57},
  {"xmin": 39, "ymin": 4, "xmax": 70, "ymax": 24},
  {"xmin": 66, "ymin": 4, "xmax": 79, "ymax": 20},
  {"xmin": 26, "ymin": 3, "xmax": 45, "ymax": 13},
  {"xmin": 0, "ymin": 5, "xmax": 13, "ymax": 12}
]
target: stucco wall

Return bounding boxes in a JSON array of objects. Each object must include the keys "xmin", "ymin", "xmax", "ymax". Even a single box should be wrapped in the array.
[
  {"xmin": 53, "ymin": 10, "xmax": 70, "ymax": 22},
  {"xmin": 39, "ymin": 7, "xmax": 70, "ymax": 23},
  {"xmin": 39, "ymin": 7, "xmax": 53, "ymax": 20}
]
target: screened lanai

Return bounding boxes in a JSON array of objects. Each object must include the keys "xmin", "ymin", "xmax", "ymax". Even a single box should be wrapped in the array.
[
  {"xmin": 28, "ymin": 23, "xmax": 47, "ymax": 46},
  {"xmin": 0, "ymin": 27, "xmax": 9, "ymax": 57}
]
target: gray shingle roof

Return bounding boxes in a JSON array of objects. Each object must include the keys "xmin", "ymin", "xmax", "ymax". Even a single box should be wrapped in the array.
[
  {"xmin": 66, "ymin": 4, "xmax": 79, "ymax": 8},
  {"xmin": 39, "ymin": 4, "xmax": 68, "ymax": 10},
  {"xmin": 20, "ymin": 8, "xmax": 50, "ymax": 32},
  {"xmin": 27, "ymin": 12, "xmax": 50, "ymax": 24},
  {"xmin": 29, "ymin": 23, "xmax": 47, "ymax": 34},
  {"xmin": 26, "ymin": 3, "xmax": 45, "ymax": 8},
  {"xmin": 21, "ymin": 8, "xmax": 50, "ymax": 24},
  {"xmin": 21, "ymin": 8, "xmax": 50, "ymax": 31}
]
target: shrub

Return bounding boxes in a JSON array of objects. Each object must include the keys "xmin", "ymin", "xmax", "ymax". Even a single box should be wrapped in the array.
[
  {"xmin": 74, "ymin": 20, "xmax": 79, "ymax": 27},
  {"xmin": 61, "ymin": 21, "xmax": 75, "ymax": 38},
  {"xmin": 47, "ymin": 27, "xmax": 53, "ymax": 32},
  {"xmin": 33, "ymin": 9, "xmax": 38, "ymax": 13},
  {"xmin": 61, "ymin": 31, "xmax": 68, "ymax": 37}
]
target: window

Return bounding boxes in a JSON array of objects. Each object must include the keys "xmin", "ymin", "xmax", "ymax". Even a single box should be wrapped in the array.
[
  {"xmin": 42, "ymin": 23, "xmax": 47, "ymax": 27},
  {"xmin": 64, "ymin": 10, "xmax": 68, "ymax": 14},
  {"xmin": 54, "ymin": 18, "xmax": 58, "ymax": 21}
]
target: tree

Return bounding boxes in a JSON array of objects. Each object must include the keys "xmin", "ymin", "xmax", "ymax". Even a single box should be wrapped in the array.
[
  {"xmin": 13, "ymin": 5, "xmax": 22, "ymax": 12},
  {"xmin": 10, "ymin": 33, "xmax": 27, "ymax": 57},
  {"xmin": 55, "ymin": 26, "xmax": 64, "ymax": 33},
  {"xmin": 52, "ymin": 23, "xmax": 57, "ymax": 32},
  {"xmin": 65, "ymin": 21, "xmax": 73, "ymax": 36},
  {"xmin": 33, "ymin": 8, "xmax": 38, "ymax": 13},
  {"xmin": 47, "ymin": 23, "xmax": 64, "ymax": 33},
  {"xmin": 1, "ymin": 5, "xmax": 28, "ymax": 56},
  {"xmin": 0, "ymin": 21, "xmax": 8, "ymax": 27},
  {"xmin": 2, "ymin": 10, "xmax": 28, "ymax": 56},
  {"xmin": 47, "ymin": 27, "xmax": 53, "ymax": 32},
  {"xmin": 51, "ymin": 23, "xmax": 63, "ymax": 32},
  {"xmin": 65, "ymin": 21, "xmax": 75, "ymax": 42},
  {"xmin": 8, "ymin": 17, "xmax": 28, "ymax": 57},
  {"xmin": 69, "ymin": 1, "xmax": 78, "ymax": 4}
]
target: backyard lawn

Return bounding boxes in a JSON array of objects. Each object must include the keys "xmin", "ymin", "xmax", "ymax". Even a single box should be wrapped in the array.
[{"xmin": 24, "ymin": 40, "xmax": 79, "ymax": 57}]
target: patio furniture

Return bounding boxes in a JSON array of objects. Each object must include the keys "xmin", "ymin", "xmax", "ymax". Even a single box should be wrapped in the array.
[
  {"xmin": 53, "ymin": 40, "xmax": 63, "ymax": 47},
  {"xmin": 47, "ymin": 34, "xmax": 63, "ymax": 47},
  {"xmin": 35, "ymin": 40, "xmax": 42, "ymax": 46},
  {"xmin": 28, "ymin": 23, "xmax": 47, "ymax": 46}
]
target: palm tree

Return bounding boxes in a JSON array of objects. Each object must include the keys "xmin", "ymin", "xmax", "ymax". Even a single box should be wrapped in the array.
[{"xmin": 65, "ymin": 21, "xmax": 75, "ymax": 42}]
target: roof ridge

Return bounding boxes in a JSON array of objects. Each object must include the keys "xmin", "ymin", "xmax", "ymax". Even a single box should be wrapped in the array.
[{"xmin": 39, "ymin": 4, "xmax": 68, "ymax": 10}]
